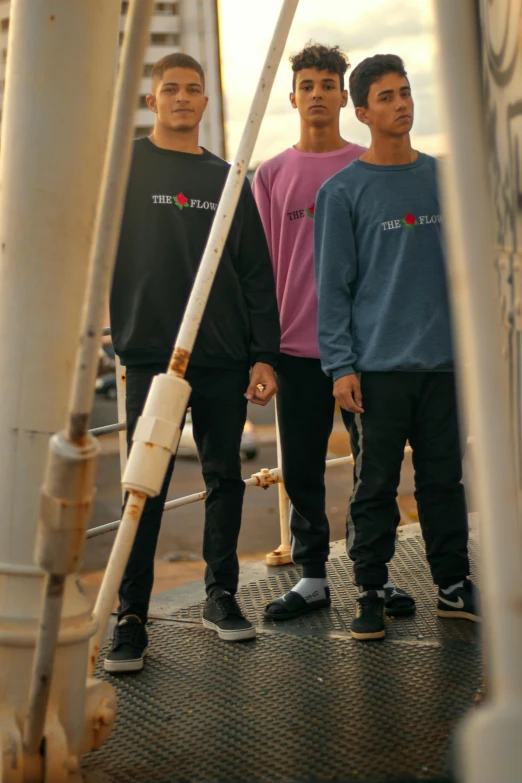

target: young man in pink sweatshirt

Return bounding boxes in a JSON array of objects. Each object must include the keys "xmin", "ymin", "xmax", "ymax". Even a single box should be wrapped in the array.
[{"xmin": 252, "ymin": 43, "xmax": 415, "ymax": 620}]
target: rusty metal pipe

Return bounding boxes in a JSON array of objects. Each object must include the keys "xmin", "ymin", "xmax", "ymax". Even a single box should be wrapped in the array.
[
  {"xmin": 66, "ymin": 0, "xmax": 154, "ymax": 444},
  {"xmin": 88, "ymin": 491, "xmax": 147, "ymax": 677},
  {"xmin": 23, "ymin": 574, "xmax": 66, "ymax": 754},
  {"xmin": 169, "ymin": 0, "xmax": 300, "ymax": 371},
  {"xmin": 23, "ymin": 0, "xmax": 154, "ymax": 756}
]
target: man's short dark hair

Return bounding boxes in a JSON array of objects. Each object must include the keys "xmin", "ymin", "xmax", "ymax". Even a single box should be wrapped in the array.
[
  {"xmin": 151, "ymin": 53, "xmax": 205, "ymax": 92},
  {"xmin": 290, "ymin": 43, "xmax": 350, "ymax": 92},
  {"xmin": 349, "ymin": 54, "xmax": 408, "ymax": 108}
]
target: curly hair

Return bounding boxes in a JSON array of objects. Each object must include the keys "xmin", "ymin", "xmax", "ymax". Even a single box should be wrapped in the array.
[
  {"xmin": 290, "ymin": 43, "xmax": 350, "ymax": 92},
  {"xmin": 349, "ymin": 54, "xmax": 408, "ymax": 108}
]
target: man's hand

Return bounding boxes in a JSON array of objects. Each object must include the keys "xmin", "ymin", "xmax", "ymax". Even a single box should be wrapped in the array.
[
  {"xmin": 245, "ymin": 362, "xmax": 277, "ymax": 406},
  {"xmin": 333, "ymin": 374, "xmax": 364, "ymax": 414}
]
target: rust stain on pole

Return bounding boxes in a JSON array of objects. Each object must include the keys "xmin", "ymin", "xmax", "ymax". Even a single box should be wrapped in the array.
[
  {"xmin": 69, "ymin": 412, "xmax": 89, "ymax": 445},
  {"xmin": 169, "ymin": 348, "xmax": 190, "ymax": 378},
  {"xmin": 48, "ymin": 574, "xmax": 65, "ymax": 598},
  {"xmin": 128, "ymin": 491, "xmax": 147, "ymax": 519}
]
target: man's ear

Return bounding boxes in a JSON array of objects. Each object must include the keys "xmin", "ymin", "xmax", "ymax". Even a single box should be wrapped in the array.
[
  {"xmin": 341, "ymin": 89, "xmax": 348, "ymax": 108},
  {"xmin": 355, "ymin": 105, "xmax": 371, "ymax": 126},
  {"xmin": 202, "ymin": 95, "xmax": 209, "ymax": 113},
  {"xmin": 289, "ymin": 91, "xmax": 297, "ymax": 109},
  {"xmin": 146, "ymin": 94, "xmax": 157, "ymax": 114}
]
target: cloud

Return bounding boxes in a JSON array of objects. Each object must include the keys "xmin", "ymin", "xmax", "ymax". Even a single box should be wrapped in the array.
[
  {"xmin": 219, "ymin": 0, "xmax": 443, "ymax": 162},
  {"xmin": 292, "ymin": 0, "xmax": 431, "ymax": 54}
]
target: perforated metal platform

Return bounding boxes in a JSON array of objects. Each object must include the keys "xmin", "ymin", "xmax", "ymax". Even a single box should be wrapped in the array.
[
  {"xmin": 173, "ymin": 534, "xmax": 479, "ymax": 645},
  {"xmin": 82, "ymin": 532, "xmax": 483, "ymax": 783}
]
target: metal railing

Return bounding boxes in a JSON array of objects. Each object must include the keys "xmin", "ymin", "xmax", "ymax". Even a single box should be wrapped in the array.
[{"xmin": 89, "ymin": 332, "xmax": 415, "ymax": 558}]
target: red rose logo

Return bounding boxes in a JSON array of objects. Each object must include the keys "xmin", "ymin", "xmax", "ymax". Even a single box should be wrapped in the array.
[
  {"xmin": 306, "ymin": 202, "xmax": 315, "ymax": 219},
  {"xmin": 174, "ymin": 192, "xmax": 189, "ymax": 210},
  {"xmin": 402, "ymin": 212, "xmax": 417, "ymax": 227}
]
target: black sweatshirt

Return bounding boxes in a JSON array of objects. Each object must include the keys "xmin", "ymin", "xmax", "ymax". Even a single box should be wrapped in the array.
[{"xmin": 110, "ymin": 138, "xmax": 280, "ymax": 369}]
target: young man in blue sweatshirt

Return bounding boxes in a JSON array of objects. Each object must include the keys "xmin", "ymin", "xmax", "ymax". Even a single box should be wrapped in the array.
[{"xmin": 314, "ymin": 54, "xmax": 479, "ymax": 641}]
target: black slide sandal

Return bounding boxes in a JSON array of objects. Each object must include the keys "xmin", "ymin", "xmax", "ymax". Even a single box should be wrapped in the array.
[
  {"xmin": 264, "ymin": 588, "xmax": 331, "ymax": 621},
  {"xmin": 384, "ymin": 586, "xmax": 416, "ymax": 617}
]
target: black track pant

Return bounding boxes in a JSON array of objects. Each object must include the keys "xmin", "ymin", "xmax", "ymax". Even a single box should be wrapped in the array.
[
  {"xmin": 343, "ymin": 371, "xmax": 470, "ymax": 589},
  {"xmin": 118, "ymin": 363, "xmax": 249, "ymax": 622},
  {"xmin": 276, "ymin": 353, "xmax": 335, "ymax": 578}
]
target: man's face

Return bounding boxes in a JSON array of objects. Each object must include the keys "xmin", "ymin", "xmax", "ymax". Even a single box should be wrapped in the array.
[
  {"xmin": 356, "ymin": 72, "xmax": 414, "ymax": 136},
  {"xmin": 147, "ymin": 67, "xmax": 208, "ymax": 132},
  {"xmin": 290, "ymin": 68, "xmax": 347, "ymax": 127}
]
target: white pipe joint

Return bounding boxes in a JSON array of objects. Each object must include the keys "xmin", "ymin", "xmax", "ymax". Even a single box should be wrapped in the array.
[
  {"xmin": 35, "ymin": 432, "xmax": 100, "ymax": 575},
  {"xmin": 251, "ymin": 467, "xmax": 282, "ymax": 488},
  {"xmin": 122, "ymin": 373, "xmax": 191, "ymax": 496}
]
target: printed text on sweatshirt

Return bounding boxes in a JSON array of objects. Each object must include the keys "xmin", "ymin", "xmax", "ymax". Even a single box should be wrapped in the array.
[
  {"xmin": 314, "ymin": 153, "xmax": 454, "ymax": 380},
  {"xmin": 253, "ymin": 143, "xmax": 366, "ymax": 359},
  {"xmin": 111, "ymin": 138, "xmax": 280, "ymax": 369}
]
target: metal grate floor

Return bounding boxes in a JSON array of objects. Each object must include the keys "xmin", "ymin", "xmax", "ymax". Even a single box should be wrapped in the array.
[
  {"xmin": 173, "ymin": 535, "xmax": 480, "ymax": 645},
  {"xmin": 81, "ymin": 533, "xmax": 483, "ymax": 783}
]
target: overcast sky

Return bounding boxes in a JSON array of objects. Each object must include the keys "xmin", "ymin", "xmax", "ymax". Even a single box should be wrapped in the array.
[{"xmin": 217, "ymin": 0, "xmax": 445, "ymax": 166}]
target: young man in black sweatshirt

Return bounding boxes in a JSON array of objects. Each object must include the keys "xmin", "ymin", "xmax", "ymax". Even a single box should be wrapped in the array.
[{"xmin": 104, "ymin": 53, "xmax": 280, "ymax": 673}]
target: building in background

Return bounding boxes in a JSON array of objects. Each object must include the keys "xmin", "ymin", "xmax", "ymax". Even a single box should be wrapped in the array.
[{"xmin": 0, "ymin": 0, "xmax": 225, "ymax": 157}]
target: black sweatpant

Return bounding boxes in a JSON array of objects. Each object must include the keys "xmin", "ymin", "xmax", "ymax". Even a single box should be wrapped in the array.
[
  {"xmin": 343, "ymin": 371, "xmax": 470, "ymax": 589},
  {"xmin": 118, "ymin": 363, "xmax": 249, "ymax": 623},
  {"xmin": 276, "ymin": 353, "xmax": 335, "ymax": 578}
]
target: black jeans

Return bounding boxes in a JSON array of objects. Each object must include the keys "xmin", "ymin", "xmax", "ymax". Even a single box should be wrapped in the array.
[
  {"xmin": 118, "ymin": 363, "xmax": 249, "ymax": 622},
  {"xmin": 276, "ymin": 353, "xmax": 335, "ymax": 578},
  {"xmin": 343, "ymin": 371, "xmax": 470, "ymax": 589}
]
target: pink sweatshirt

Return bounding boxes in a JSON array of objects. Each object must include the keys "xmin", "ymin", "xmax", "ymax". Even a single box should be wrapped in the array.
[{"xmin": 252, "ymin": 143, "xmax": 366, "ymax": 359}]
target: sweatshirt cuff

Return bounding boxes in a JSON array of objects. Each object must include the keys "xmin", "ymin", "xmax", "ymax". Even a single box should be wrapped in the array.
[
  {"xmin": 332, "ymin": 366, "xmax": 356, "ymax": 381},
  {"xmin": 251, "ymin": 352, "xmax": 278, "ymax": 369}
]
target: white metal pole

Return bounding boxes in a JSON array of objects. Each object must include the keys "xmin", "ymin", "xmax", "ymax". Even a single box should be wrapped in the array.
[
  {"xmin": 169, "ymin": 0, "xmax": 300, "ymax": 374},
  {"xmin": 22, "ymin": 0, "xmax": 154, "ymax": 757},
  {"xmin": 0, "ymin": 0, "xmax": 122, "ymax": 773},
  {"xmin": 88, "ymin": 0, "xmax": 301, "ymax": 674},
  {"xmin": 266, "ymin": 400, "xmax": 292, "ymax": 565},
  {"xmin": 432, "ymin": 2, "xmax": 522, "ymax": 781},
  {"xmin": 67, "ymin": 0, "xmax": 154, "ymax": 444}
]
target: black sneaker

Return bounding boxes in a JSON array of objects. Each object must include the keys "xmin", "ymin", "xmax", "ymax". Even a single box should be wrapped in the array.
[
  {"xmin": 104, "ymin": 616, "xmax": 148, "ymax": 673},
  {"xmin": 202, "ymin": 590, "xmax": 256, "ymax": 641},
  {"xmin": 351, "ymin": 590, "xmax": 386, "ymax": 640},
  {"xmin": 437, "ymin": 580, "xmax": 481, "ymax": 622}
]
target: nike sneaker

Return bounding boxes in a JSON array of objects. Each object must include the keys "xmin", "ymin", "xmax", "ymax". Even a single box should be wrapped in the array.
[{"xmin": 437, "ymin": 579, "xmax": 480, "ymax": 622}]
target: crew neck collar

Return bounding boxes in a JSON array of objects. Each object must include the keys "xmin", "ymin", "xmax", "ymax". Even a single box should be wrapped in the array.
[
  {"xmin": 289, "ymin": 142, "xmax": 356, "ymax": 159},
  {"xmin": 142, "ymin": 137, "xmax": 211, "ymax": 160}
]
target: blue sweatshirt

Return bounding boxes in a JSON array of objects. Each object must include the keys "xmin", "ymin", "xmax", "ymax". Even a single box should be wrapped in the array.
[{"xmin": 314, "ymin": 153, "xmax": 454, "ymax": 381}]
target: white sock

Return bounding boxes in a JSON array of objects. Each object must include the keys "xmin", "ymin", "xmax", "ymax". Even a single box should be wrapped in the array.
[
  {"xmin": 359, "ymin": 586, "xmax": 385, "ymax": 599},
  {"xmin": 291, "ymin": 577, "xmax": 328, "ymax": 603},
  {"xmin": 442, "ymin": 581, "xmax": 464, "ymax": 595},
  {"xmin": 384, "ymin": 580, "xmax": 395, "ymax": 590}
]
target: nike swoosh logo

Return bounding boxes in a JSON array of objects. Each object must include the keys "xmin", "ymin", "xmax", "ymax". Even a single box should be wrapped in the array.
[{"xmin": 439, "ymin": 595, "xmax": 464, "ymax": 609}]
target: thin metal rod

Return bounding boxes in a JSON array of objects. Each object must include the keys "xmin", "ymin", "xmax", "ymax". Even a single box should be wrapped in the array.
[
  {"xmin": 85, "ymin": 456, "xmax": 357, "ymax": 541},
  {"xmin": 86, "ymin": 489, "xmax": 208, "ymax": 539},
  {"xmin": 66, "ymin": 0, "xmax": 154, "ymax": 444},
  {"xmin": 433, "ymin": 0, "xmax": 522, "ymax": 704},
  {"xmin": 90, "ymin": 421, "xmax": 127, "ymax": 438},
  {"xmin": 115, "ymin": 355, "xmax": 128, "ymax": 502},
  {"xmin": 23, "ymin": 574, "xmax": 65, "ymax": 753},
  {"xmin": 169, "ymin": 0, "xmax": 300, "ymax": 373}
]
